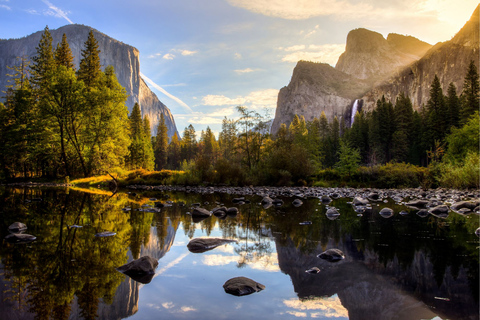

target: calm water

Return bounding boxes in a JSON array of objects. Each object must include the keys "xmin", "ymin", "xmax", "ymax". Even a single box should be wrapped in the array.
[{"xmin": 0, "ymin": 187, "xmax": 478, "ymax": 320}]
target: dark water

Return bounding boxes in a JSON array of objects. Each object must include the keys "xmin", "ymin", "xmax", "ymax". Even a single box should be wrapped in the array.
[{"xmin": 0, "ymin": 187, "xmax": 478, "ymax": 320}]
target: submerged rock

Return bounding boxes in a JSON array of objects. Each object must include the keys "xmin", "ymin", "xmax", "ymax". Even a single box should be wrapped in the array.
[
  {"xmin": 95, "ymin": 231, "xmax": 116, "ymax": 237},
  {"xmin": 379, "ymin": 207, "xmax": 394, "ymax": 218},
  {"xmin": 326, "ymin": 208, "xmax": 340, "ymax": 220},
  {"xmin": 187, "ymin": 238, "xmax": 237, "ymax": 253},
  {"xmin": 353, "ymin": 197, "xmax": 369, "ymax": 206},
  {"xmin": 192, "ymin": 207, "xmax": 212, "ymax": 218},
  {"xmin": 116, "ymin": 256, "xmax": 158, "ymax": 284},
  {"xmin": 5, "ymin": 233, "xmax": 36, "ymax": 244},
  {"xmin": 321, "ymin": 195, "xmax": 332, "ymax": 203},
  {"xmin": 317, "ymin": 248, "xmax": 345, "ymax": 262},
  {"xmin": 475, "ymin": 228, "xmax": 480, "ymax": 237},
  {"xmin": 428, "ymin": 205, "xmax": 449, "ymax": 218},
  {"xmin": 223, "ymin": 277, "xmax": 265, "ymax": 296},
  {"xmin": 226, "ymin": 207, "xmax": 239, "ymax": 216},
  {"xmin": 292, "ymin": 199, "xmax": 303, "ymax": 207},
  {"xmin": 305, "ymin": 267, "xmax": 320, "ymax": 274},
  {"xmin": 416, "ymin": 209, "xmax": 429, "ymax": 218},
  {"xmin": 406, "ymin": 200, "xmax": 429, "ymax": 208},
  {"xmin": 8, "ymin": 222, "xmax": 27, "ymax": 233}
]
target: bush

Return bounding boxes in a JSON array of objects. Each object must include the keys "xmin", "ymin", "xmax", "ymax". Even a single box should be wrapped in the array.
[
  {"xmin": 438, "ymin": 152, "xmax": 480, "ymax": 189},
  {"xmin": 376, "ymin": 162, "xmax": 429, "ymax": 188}
]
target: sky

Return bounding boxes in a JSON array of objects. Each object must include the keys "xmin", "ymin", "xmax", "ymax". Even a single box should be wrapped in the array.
[{"xmin": 0, "ymin": 0, "xmax": 478, "ymax": 136}]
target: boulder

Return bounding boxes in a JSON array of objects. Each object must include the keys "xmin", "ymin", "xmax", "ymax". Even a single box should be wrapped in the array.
[
  {"xmin": 8, "ymin": 222, "xmax": 27, "ymax": 233},
  {"xmin": 321, "ymin": 195, "xmax": 332, "ymax": 203},
  {"xmin": 353, "ymin": 197, "xmax": 369, "ymax": 206},
  {"xmin": 428, "ymin": 205, "xmax": 449, "ymax": 218},
  {"xmin": 305, "ymin": 267, "xmax": 320, "ymax": 274},
  {"xmin": 379, "ymin": 207, "xmax": 394, "ymax": 218},
  {"xmin": 475, "ymin": 228, "xmax": 480, "ymax": 237},
  {"xmin": 451, "ymin": 201, "xmax": 478, "ymax": 212},
  {"xmin": 117, "ymin": 256, "xmax": 158, "ymax": 284},
  {"xmin": 326, "ymin": 208, "xmax": 340, "ymax": 220},
  {"xmin": 261, "ymin": 196, "xmax": 273, "ymax": 205},
  {"xmin": 406, "ymin": 200, "xmax": 429, "ymax": 208},
  {"xmin": 192, "ymin": 207, "xmax": 212, "ymax": 218},
  {"xmin": 226, "ymin": 207, "xmax": 239, "ymax": 216},
  {"xmin": 416, "ymin": 209, "xmax": 429, "ymax": 218},
  {"xmin": 187, "ymin": 238, "xmax": 237, "ymax": 253},
  {"xmin": 212, "ymin": 207, "xmax": 227, "ymax": 218},
  {"xmin": 223, "ymin": 277, "xmax": 265, "ymax": 296},
  {"xmin": 5, "ymin": 233, "xmax": 36, "ymax": 244},
  {"xmin": 317, "ymin": 248, "xmax": 345, "ymax": 262},
  {"xmin": 292, "ymin": 199, "xmax": 303, "ymax": 207}
]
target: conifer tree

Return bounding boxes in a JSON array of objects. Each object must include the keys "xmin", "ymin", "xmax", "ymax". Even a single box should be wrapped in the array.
[
  {"xmin": 424, "ymin": 75, "xmax": 448, "ymax": 151},
  {"xmin": 77, "ymin": 30, "xmax": 101, "ymax": 87},
  {"xmin": 30, "ymin": 26, "xmax": 55, "ymax": 88},
  {"xmin": 55, "ymin": 33, "xmax": 75, "ymax": 69},
  {"xmin": 181, "ymin": 124, "xmax": 197, "ymax": 163},
  {"xmin": 460, "ymin": 60, "xmax": 479, "ymax": 123},
  {"xmin": 154, "ymin": 113, "xmax": 169, "ymax": 170},
  {"xmin": 445, "ymin": 82, "xmax": 460, "ymax": 130},
  {"xmin": 167, "ymin": 132, "xmax": 181, "ymax": 169},
  {"xmin": 219, "ymin": 117, "xmax": 238, "ymax": 161},
  {"xmin": 392, "ymin": 93, "xmax": 414, "ymax": 162}
]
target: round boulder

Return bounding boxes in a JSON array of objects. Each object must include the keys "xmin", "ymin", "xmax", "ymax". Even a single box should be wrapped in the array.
[
  {"xmin": 5, "ymin": 233, "xmax": 36, "ymax": 244},
  {"xmin": 379, "ymin": 207, "xmax": 394, "ymax": 218},
  {"xmin": 223, "ymin": 277, "xmax": 265, "ymax": 296},
  {"xmin": 116, "ymin": 256, "xmax": 158, "ymax": 284},
  {"xmin": 317, "ymin": 248, "xmax": 345, "ymax": 262},
  {"xmin": 187, "ymin": 238, "xmax": 237, "ymax": 253},
  {"xmin": 8, "ymin": 222, "xmax": 27, "ymax": 233},
  {"xmin": 292, "ymin": 199, "xmax": 303, "ymax": 207},
  {"xmin": 428, "ymin": 205, "xmax": 449, "ymax": 218},
  {"xmin": 326, "ymin": 208, "xmax": 340, "ymax": 220}
]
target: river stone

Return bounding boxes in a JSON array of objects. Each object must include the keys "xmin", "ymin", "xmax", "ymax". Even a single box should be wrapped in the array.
[
  {"xmin": 321, "ymin": 195, "xmax": 332, "ymax": 203},
  {"xmin": 406, "ymin": 200, "xmax": 429, "ymax": 208},
  {"xmin": 353, "ymin": 197, "xmax": 369, "ymax": 206},
  {"xmin": 476, "ymin": 228, "xmax": 480, "ymax": 237},
  {"xmin": 226, "ymin": 207, "xmax": 239, "ymax": 216},
  {"xmin": 379, "ymin": 207, "xmax": 394, "ymax": 218},
  {"xmin": 187, "ymin": 238, "xmax": 237, "ymax": 253},
  {"xmin": 305, "ymin": 267, "xmax": 320, "ymax": 274},
  {"xmin": 223, "ymin": 277, "xmax": 265, "ymax": 296},
  {"xmin": 451, "ymin": 201, "xmax": 478, "ymax": 212},
  {"xmin": 261, "ymin": 196, "xmax": 273, "ymax": 205},
  {"xmin": 5, "ymin": 233, "xmax": 36, "ymax": 244},
  {"xmin": 416, "ymin": 209, "xmax": 429, "ymax": 218},
  {"xmin": 192, "ymin": 207, "xmax": 212, "ymax": 218},
  {"xmin": 116, "ymin": 256, "xmax": 158, "ymax": 284},
  {"xmin": 8, "ymin": 222, "xmax": 27, "ymax": 233},
  {"xmin": 428, "ymin": 205, "xmax": 449, "ymax": 218},
  {"xmin": 326, "ymin": 208, "xmax": 340, "ymax": 220},
  {"xmin": 317, "ymin": 248, "xmax": 345, "ymax": 262},
  {"xmin": 212, "ymin": 207, "xmax": 227, "ymax": 218},
  {"xmin": 292, "ymin": 199, "xmax": 303, "ymax": 207},
  {"xmin": 95, "ymin": 231, "xmax": 116, "ymax": 237},
  {"xmin": 272, "ymin": 199, "xmax": 284, "ymax": 206}
]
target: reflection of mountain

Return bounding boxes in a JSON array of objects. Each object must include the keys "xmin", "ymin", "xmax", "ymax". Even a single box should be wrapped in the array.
[
  {"xmin": 275, "ymin": 236, "xmax": 478, "ymax": 320},
  {"xmin": 0, "ymin": 219, "xmax": 177, "ymax": 320}
]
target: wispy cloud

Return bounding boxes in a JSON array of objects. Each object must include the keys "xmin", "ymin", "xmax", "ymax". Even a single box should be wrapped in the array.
[
  {"xmin": 234, "ymin": 53, "xmax": 243, "ymax": 59},
  {"xmin": 202, "ymin": 89, "xmax": 278, "ymax": 110},
  {"xmin": 140, "ymin": 72, "xmax": 193, "ymax": 113},
  {"xmin": 234, "ymin": 68, "xmax": 258, "ymax": 74},
  {"xmin": 280, "ymin": 44, "xmax": 345, "ymax": 66},
  {"xmin": 0, "ymin": 4, "xmax": 10, "ymax": 10},
  {"xmin": 181, "ymin": 49, "xmax": 197, "ymax": 56},
  {"xmin": 163, "ymin": 53, "xmax": 175, "ymax": 60},
  {"xmin": 42, "ymin": 0, "xmax": 73, "ymax": 24}
]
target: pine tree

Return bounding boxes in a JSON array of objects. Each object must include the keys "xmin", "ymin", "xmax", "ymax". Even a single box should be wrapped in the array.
[
  {"xmin": 55, "ymin": 33, "xmax": 75, "ymax": 69},
  {"xmin": 30, "ymin": 26, "xmax": 55, "ymax": 88},
  {"xmin": 424, "ymin": 75, "xmax": 448, "ymax": 150},
  {"xmin": 77, "ymin": 30, "xmax": 101, "ymax": 87},
  {"xmin": 392, "ymin": 93, "xmax": 414, "ymax": 162},
  {"xmin": 460, "ymin": 60, "xmax": 480, "ymax": 123},
  {"xmin": 445, "ymin": 82, "xmax": 460, "ymax": 130},
  {"xmin": 219, "ymin": 117, "xmax": 237, "ymax": 161},
  {"xmin": 154, "ymin": 113, "xmax": 169, "ymax": 170},
  {"xmin": 167, "ymin": 132, "xmax": 181, "ymax": 169}
]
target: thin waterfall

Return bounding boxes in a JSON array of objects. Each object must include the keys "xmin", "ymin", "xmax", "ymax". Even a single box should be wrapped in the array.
[{"xmin": 350, "ymin": 99, "xmax": 359, "ymax": 127}]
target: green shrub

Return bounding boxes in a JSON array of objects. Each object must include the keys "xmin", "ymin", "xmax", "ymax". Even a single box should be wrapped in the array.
[
  {"xmin": 438, "ymin": 152, "xmax": 480, "ymax": 189},
  {"xmin": 376, "ymin": 162, "xmax": 428, "ymax": 188}
]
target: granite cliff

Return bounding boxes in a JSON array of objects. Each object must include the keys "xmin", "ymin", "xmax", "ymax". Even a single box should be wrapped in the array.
[
  {"xmin": 272, "ymin": 5, "xmax": 479, "ymax": 133},
  {"xmin": 0, "ymin": 24, "xmax": 178, "ymax": 137}
]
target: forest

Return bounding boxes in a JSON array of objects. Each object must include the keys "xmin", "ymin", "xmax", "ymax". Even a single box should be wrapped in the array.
[{"xmin": 0, "ymin": 27, "xmax": 479, "ymax": 188}]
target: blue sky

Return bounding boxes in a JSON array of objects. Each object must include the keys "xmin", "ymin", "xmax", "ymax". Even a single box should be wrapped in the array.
[{"xmin": 1, "ymin": 0, "xmax": 478, "ymax": 136}]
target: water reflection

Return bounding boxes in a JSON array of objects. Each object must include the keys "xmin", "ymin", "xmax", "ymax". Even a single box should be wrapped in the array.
[{"xmin": 0, "ymin": 187, "xmax": 478, "ymax": 320}]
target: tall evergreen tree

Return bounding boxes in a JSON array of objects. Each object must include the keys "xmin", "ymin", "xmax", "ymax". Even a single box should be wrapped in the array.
[
  {"xmin": 218, "ymin": 117, "xmax": 238, "ymax": 161},
  {"xmin": 154, "ymin": 113, "xmax": 169, "ymax": 170},
  {"xmin": 77, "ymin": 30, "xmax": 101, "ymax": 87},
  {"xmin": 30, "ymin": 26, "xmax": 55, "ymax": 88},
  {"xmin": 424, "ymin": 75, "xmax": 448, "ymax": 151},
  {"xmin": 55, "ymin": 33, "xmax": 75, "ymax": 69},
  {"xmin": 460, "ymin": 60, "xmax": 480, "ymax": 123},
  {"xmin": 392, "ymin": 93, "xmax": 414, "ymax": 162},
  {"xmin": 445, "ymin": 82, "xmax": 460, "ymax": 130},
  {"xmin": 167, "ymin": 132, "xmax": 181, "ymax": 169}
]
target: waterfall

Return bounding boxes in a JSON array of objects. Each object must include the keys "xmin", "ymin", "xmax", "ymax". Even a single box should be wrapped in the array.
[{"xmin": 350, "ymin": 99, "xmax": 359, "ymax": 127}]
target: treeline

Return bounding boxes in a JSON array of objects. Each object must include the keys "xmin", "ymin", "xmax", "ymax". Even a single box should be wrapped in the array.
[
  {"xmin": 154, "ymin": 62, "xmax": 479, "ymax": 188},
  {"xmin": 0, "ymin": 27, "xmax": 155, "ymax": 179}
]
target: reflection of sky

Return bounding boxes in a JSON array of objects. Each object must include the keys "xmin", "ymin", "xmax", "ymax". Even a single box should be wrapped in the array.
[{"xmin": 129, "ymin": 222, "xmax": 333, "ymax": 319}]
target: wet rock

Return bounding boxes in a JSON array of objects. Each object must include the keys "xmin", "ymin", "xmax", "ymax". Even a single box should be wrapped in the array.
[
  {"xmin": 299, "ymin": 221, "xmax": 312, "ymax": 225},
  {"xmin": 406, "ymin": 200, "xmax": 429, "ymax": 208},
  {"xmin": 353, "ymin": 197, "xmax": 369, "ymax": 206},
  {"xmin": 154, "ymin": 202, "xmax": 164, "ymax": 208},
  {"xmin": 321, "ymin": 195, "xmax": 332, "ymax": 203},
  {"xmin": 95, "ymin": 231, "xmax": 116, "ymax": 237},
  {"xmin": 8, "ymin": 222, "xmax": 27, "ymax": 233},
  {"xmin": 272, "ymin": 199, "xmax": 284, "ymax": 206},
  {"xmin": 428, "ymin": 205, "xmax": 449, "ymax": 218},
  {"xmin": 223, "ymin": 277, "xmax": 265, "ymax": 296},
  {"xmin": 326, "ymin": 208, "xmax": 340, "ymax": 220},
  {"xmin": 116, "ymin": 256, "xmax": 158, "ymax": 284},
  {"xmin": 305, "ymin": 267, "xmax": 320, "ymax": 274},
  {"xmin": 292, "ymin": 199, "xmax": 303, "ymax": 207},
  {"xmin": 475, "ymin": 228, "xmax": 480, "ymax": 237},
  {"xmin": 317, "ymin": 248, "xmax": 345, "ymax": 262},
  {"xmin": 192, "ymin": 207, "xmax": 212, "ymax": 218},
  {"xmin": 261, "ymin": 196, "xmax": 273, "ymax": 205},
  {"xmin": 368, "ymin": 192, "xmax": 381, "ymax": 201},
  {"xmin": 379, "ymin": 207, "xmax": 394, "ymax": 218},
  {"xmin": 226, "ymin": 207, "xmax": 239, "ymax": 216},
  {"xmin": 212, "ymin": 207, "xmax": 227, "ymax": 218},
  {"xmin": 187, "ymin": 238, "xmax": 237, "ymax": 253},
  {"xmin": 416, "ymin": 209, "xmax": 429, "ymax": 218},
  {"xmin": 232, "ymin": 197, "xmax": 245, "ymax": 204},
  {"xmin": 68, "ymin": 225, "xmax": 83, "ymax": 229},
  {"xmin": 5, "ymin": 233, "xmax": 36, "ymax": 244},
  {"xmin": 399, "ymin": 210, "xmax": 409, "ymax": 216},
  {"xmin": 451, "ymin": 201, "xmax": 478, "ymax": 212}
]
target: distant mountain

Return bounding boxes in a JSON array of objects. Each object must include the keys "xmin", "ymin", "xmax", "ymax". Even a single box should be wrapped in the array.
[
  {"xmin": 272, "ymin": 5, "xmax": 479, "ymax": 133},
  {"xmin": 0, "ymin": 24, "xmax": 178, "ymax": 137}
]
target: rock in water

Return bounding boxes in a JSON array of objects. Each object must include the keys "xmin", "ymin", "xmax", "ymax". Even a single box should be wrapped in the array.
[
  {"xmin": 379, "ymin": 207, "xmax": 394, "ymax": 218},
  {"xmin": 5, "ymin": 233, "xmax": 36, "ymax": 244},
  {"xmin": 117, "ymin": 256, "xmax": 158, "ymax": 284},
  {"xmin": 95, "ymin": 231, "xmax": 116, "ymax": 237},
  {"xmin": 326, "ymin": 208, "xmax": 340, "ymax": 220},
  {"xmin": 428, "ymin": 205, "xmax": 449, "ymax": 218},
  {"xmin": 223, "ymin": 277, "xmax": 265, "ymax": 296},
  {"xmin": 187, "ymin": 238, "xmax": 237, "ymax": 253},
  {"xmin": 292, "ymin": 199, "xmax": 303, "ymax": 207},
  {"xmin": 317, "ymin": 248, "xmax": 345, "ymax": 262},
  {"xmin": 475, "ymin": 228, "xmax": 480, "ymax": 237},
  {"xmin": 226, "ymin": 207, "xmax": 239, "ymax": 216},
  {"xmin": 305, "ymin": 267, "xmax": 320, "ymax": 274},
  {"xmin": 8, "ymin": 222, "xmax": 27, "ymax": 233},
  {"xmin": 192, "ymin": 207, "xmax": 212, "ymax": 218}
]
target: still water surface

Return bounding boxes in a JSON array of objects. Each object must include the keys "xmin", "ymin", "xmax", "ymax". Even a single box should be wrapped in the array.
[{"xmin": 0, "ymin": 187, "xmax": 478, "ymax": 320}]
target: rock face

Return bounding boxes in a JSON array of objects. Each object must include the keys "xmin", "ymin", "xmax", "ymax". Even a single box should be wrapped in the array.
[
  {"xmin": 272, "ymin": 5, "xmax": 479, "ymax": 133},
  {"xmin": 336, "ymin": 28, "xmax": 431, "ymax": 81},
  {"xmin": 0, "ymin": 24, "xmax": 178, "ymax": 137}
]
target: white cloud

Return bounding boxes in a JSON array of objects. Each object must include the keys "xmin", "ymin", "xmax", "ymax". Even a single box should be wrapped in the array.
[
  {"xmin": 181, "ymin": 50, "xmax": 198, "ymax": 56},
  {"xmin": 42, "ymin": 0, "xmax": 73, "ymax": 24},
  {"xmin": 234, "ymin": 68, "xmax": 257, "ymax": 74},
  {"xmin": 281, "ymin": 44, "xmax": 345, "ymax": 66},
  {"xmin": 180, "ymin": 306, "xmax": 197, "ymax": 312},
  {"xmin": 162, "ymin": 302, "xmax": 174, "ymax": 309},
  {"xmin": 0, "ymin": 4, "xmax": 10, "ymax": 10},
  {"xmin": 282, "ymin": 45, "xmax": 306, "ymax": 52},
  {"xmin": 188, "ymin": 116, "xmax": 224, "ymax": 125},
  {"xmin": 163, "ymin": 53, "xmax": 175, "ymax": 60},
  {"xmin": 202, "ymin": 89, "xmax": 279, "ymax": 110},
  {"xmin": 147, "ymin": 53, "xmax": 163, "ymax": 58}
]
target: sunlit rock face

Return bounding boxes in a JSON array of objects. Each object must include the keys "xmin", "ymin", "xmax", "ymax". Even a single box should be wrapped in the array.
[
  {"xmin": 361, "ymin": 5, "xmax": 479, "ymax": 113},
  {"xmin": 0, "ymin": 24, "xmax": 178, "ymax": 137}
]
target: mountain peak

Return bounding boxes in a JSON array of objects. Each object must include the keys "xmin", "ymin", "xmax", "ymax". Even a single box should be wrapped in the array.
[{"xmin": 451, "ymin": 4, "xmax": 479, "ymax": 47}]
